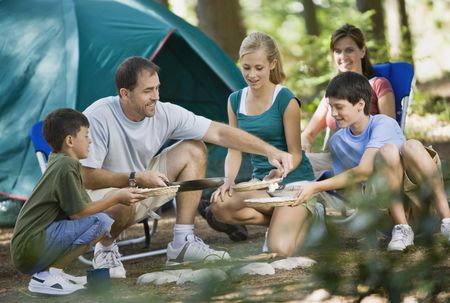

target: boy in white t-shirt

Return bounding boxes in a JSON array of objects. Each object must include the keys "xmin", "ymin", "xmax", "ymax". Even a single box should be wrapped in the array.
[{"xmin": 295, "ymin": 71, "xmax": 450, "ymax": 252}]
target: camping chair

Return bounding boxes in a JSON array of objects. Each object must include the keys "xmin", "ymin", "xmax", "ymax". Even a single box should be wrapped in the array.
[
  {"xmin": 322, "ymin": 61, "xmax": 415, "ymax": 150},
  {"xmin": 320, "ymin": 62, "xmax": 415, "ymax": 223},
  {"xmin": 29, "ymin": 121, "xmax": 165, "ymax": 265}
]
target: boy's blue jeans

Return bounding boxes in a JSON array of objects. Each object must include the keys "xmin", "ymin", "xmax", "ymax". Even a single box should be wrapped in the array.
[{"xmin": 31, "ymin": 212, "xmax": 114, "ymax": 274}]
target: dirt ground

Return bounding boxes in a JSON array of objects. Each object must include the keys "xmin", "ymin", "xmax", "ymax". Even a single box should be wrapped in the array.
[
  {"xmin": 2, "ymin": 205, "xmax": 450, "ymax": 302},
  {"xmin": 1, "ymin": 142, "xmax": 450, "ymax": 302},
  {"xmin": 0, "ymin": 212, "xmax": 319, "ymax": 303}
]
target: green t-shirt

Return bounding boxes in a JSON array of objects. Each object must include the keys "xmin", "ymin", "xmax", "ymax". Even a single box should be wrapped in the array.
[
  {"xmin": 10, "ymin": 153, "xmax": 91, "ymax": 273},
  {"xmin": 229, "ymin": 86, "xmax": 315, "ymax": 183}
]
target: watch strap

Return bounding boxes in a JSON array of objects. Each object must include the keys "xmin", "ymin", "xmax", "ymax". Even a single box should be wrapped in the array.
[{"xmin": 129, "ymin": 172, "xmax": 137, "ymax": 188}]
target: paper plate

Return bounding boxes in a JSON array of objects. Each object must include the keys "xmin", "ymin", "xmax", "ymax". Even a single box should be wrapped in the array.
[
  {"xmin": 244, "ymin": 196, "xmax": 297, "ymax": 207},
  {"xmin": 267, "ymin": 187, "xmax": 299, "ymax": 198},
  {"xmin": 232, "ymin": 178, "xmax": 282, "ymax": 192},
  {"xmin": 136, "ymin": 185, "xmax": 180, "ymax": 197}
]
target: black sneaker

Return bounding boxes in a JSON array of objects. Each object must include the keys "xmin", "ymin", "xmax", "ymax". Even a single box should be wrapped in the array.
[{"xmin": 201, "ymin": 203, "xmax": 248, "ymax": 242}]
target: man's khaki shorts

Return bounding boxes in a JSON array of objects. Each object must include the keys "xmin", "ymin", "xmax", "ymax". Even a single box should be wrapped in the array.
[
  {"xmin": 361, "ymin": 146, "xmax": 441, "ymax": 220},
  {"xmin": 403, "ymin": 146, "xmax": 441, "ymax": 211},
  {"xmin": 87, "ymin": 142, "xmax": 180, "ymax": 223}
]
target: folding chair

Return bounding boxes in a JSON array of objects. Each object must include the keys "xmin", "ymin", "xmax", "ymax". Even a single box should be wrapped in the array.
[
  {"xmin": 322, "ymin": 61, "xmax": 415, "ymax": 150},
  {"xmin": 320, "ymin": 62, "xmax": 415, "ymax": 222},
  {"xmin": 372, "ymin": 62, "xmax": 414, "ymax": 130},
  {"xmin": 29, "ymin": 121, "xmax": 165, "ymax": 265}
]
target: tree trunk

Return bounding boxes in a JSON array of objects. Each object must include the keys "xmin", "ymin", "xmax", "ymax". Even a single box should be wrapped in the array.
[
  {"xmin": 356, "ymin": 0, "xmax": 386, "ymax": 43},
  {"xmin": 302, "ymin": 0, "xmax": 320, "ymax": 36},
  {"xmin": 398, "ymin": 0, "xmax": 414, "ymax": 63},
  {"xmin": 195, "ymin": 0, "xmax": 246, "ymax": 61},
  {"xmin": 153, "ymin": 0, "xmax": 169, "ymax": 7}
]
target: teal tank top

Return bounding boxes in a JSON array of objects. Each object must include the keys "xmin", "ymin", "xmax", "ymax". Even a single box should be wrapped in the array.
[{"xmin": 229, "ymin": 86, "xmax": 315, "ymax": 184}]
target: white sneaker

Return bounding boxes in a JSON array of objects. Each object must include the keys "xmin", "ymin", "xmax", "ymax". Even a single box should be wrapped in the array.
[
  {"xmin": 59, "ymin": 270, "xmax": 87, "ymax": 285},
  {"xmin": 441, "ymin": 218, "xmax": 450, "ymax": 241},
  {"xmin": 262, "ymin": 229, "xmax": 269, "ymax": 253},
  {"xmin": 387, "ymin": 224, "xmax": 414, "ymax": 252},
  {"xmin": 28, "ymin": 268, "xmax": 84, "ymax": 295},
  {"xmin": 93, "ymin": 242, "xmax": 126, "ymax": 278},
  {"xmin": 166, "ymin": 234, "xmax": 230, "ymax": 265}
]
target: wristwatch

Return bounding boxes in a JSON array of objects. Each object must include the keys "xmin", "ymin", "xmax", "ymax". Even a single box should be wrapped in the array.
[{"xmin": 128, "ymin": 172, "xmax": 137, "ymax": 188}]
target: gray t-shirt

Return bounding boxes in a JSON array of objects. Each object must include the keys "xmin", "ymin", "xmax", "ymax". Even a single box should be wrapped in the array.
[
  {"xmin": 329, "ymin": 114, "xmax": 405, "ymax": 174},
  {"xmin": 81, "ymin": 96, "xmax": 211, "ymax": 172}
]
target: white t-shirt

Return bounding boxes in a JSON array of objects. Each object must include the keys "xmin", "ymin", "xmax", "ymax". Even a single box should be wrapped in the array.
[
  {"xmin": 238, "ymin": 85, "xmax": 283, "ymax": 115},
  {"xmin": 80, "ymin": 96, "xmax": 211, "ymax": 173}
]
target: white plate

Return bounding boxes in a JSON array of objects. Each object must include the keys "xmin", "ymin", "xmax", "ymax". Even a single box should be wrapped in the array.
[
  {"xmin": 232, "ymin": 178, "xmax": 282, "ymax": 192},
  {"xmin": 244, "ymin": 196, "xmax": 297, "ymax": 207},
  {"xmin": 136, "ymin": 185, "xmax": 180, "ymax": 197}
]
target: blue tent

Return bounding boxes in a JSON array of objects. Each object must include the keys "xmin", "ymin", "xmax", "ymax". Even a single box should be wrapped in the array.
[{"xmin": 0, "ymin": 0, "xmax": 246, "ymax": 199}]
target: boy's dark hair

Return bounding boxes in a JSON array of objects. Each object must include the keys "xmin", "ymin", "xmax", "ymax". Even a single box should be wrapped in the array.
[
  {"xmin": 325, "ymin": 71, "xmax": 372, "ymax": 115},
  {"xmin": 115, "ymin": 56, "xmax": 160, "ymax": 94},
  {"xmin": 43, "ymin": 108, "xmax": 89, "ymax": 152}
]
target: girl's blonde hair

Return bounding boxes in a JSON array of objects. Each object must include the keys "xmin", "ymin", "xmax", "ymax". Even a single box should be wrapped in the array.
[{"xmin": 239, "ymin": 32, "xmax": 285, "ymax": 84}]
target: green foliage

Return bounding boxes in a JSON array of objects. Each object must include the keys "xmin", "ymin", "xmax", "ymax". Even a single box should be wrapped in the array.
[
  {"xmin": 240, "ymin": 0, "xmax": 392, "ymax": 118},
  {"xmin": 411, "ymin": 89, "xmax": 450, "ymax": 121},
  {"xmin": 307, "ymin": 182, "xmax": 450, "ymax": 301}
]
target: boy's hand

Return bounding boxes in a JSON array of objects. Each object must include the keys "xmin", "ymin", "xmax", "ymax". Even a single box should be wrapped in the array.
[
  {"xmin": 292, "ymin": 182, "xmax": 317, "ymax": 206},
  {"xmin": 136, "ymin": 170, "xmax": 169, "ymax": 188},
  {"xmin": 116, "ymin": 188, "xmax": 147, "ymax": 206}
]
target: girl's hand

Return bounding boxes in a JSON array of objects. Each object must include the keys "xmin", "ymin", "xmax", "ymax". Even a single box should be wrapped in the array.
[
  {"xmin": 263, "ymin": 169, "xmax": 283, "ymax": 181},
  {"xmin": 210, "ymin": 180, "xmax": 235, "ymax": 203},
  {"xmin": 117, "ymin": 188, "xmax": 147, "ymax": 206},
  {"xmin": 301, "ymin": 133, "xmax": 313, "ymax": 153}
]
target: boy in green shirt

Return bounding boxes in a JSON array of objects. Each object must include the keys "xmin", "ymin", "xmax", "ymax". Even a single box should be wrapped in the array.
[{"xmin": 11, "ymin": 108, "xmax": 145, "ymax": 295}]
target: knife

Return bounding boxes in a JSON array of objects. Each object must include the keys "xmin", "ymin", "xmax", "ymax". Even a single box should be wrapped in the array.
[{"xmin": 165, "ymin": 177, "xmax": 225, "ymax": 192}]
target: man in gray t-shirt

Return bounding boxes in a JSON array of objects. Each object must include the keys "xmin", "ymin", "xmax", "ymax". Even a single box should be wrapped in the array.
[{"xmin": 81, "ymin": 56, "xmax": 293, "ymax": 277}]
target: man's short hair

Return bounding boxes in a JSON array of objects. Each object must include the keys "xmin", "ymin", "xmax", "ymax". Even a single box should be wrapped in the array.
[
  {"xmin": 325, "ymin": 71, "xmax": 372, "ymax": 115},
  {"xmin": 115, "ymin": 56, "xmax": 160, "ymax": 93},
  {"xmin": 43, "ymin": 108, "xmax": 89, "ymax": 152}
]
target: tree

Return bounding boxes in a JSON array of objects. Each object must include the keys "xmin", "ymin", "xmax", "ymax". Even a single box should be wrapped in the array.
[
  {"xmin": 398, "ymin": 0, "xmax": 414, "ymax": 63},
  {"xmin": 195, "ymin": 0, "xmax": 246, "ymax": 61},
  {"xmin": 302, "ymin": 0, "xmax": 320, "ymax": 36},
  {"xmin": 356, "ymin": 0, "xmax": 386, "ymax": 43},
  {"xmin": 153, "ymin": 0, "xmax": 169, "ymax": 7}
]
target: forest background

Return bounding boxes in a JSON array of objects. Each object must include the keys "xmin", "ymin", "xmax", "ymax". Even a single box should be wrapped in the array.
[
  {"xmin": 158, "ymin": 0, "xmax": 450, "ymax": 144},
  {"xmin": 1, "ymin": 1, "xmax": 450, "ymax": 302}
]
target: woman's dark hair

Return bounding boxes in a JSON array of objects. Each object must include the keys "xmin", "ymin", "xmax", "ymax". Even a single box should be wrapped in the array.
[{"xmin": 330, "ymin": 24, "xmax": 374, "ymax": 78}]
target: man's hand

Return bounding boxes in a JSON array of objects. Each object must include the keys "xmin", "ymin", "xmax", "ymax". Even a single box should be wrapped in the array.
[
  {"xmin": 292, "ymin": 182, "xmax": 317, "ymax": 206},
  {"xmin": 136, "ymin": 170, "xmax": 169, "ymax": 188},
  {"xmin": 267, "ymin": 149, "xmax": 293, "ymax": 178}
]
